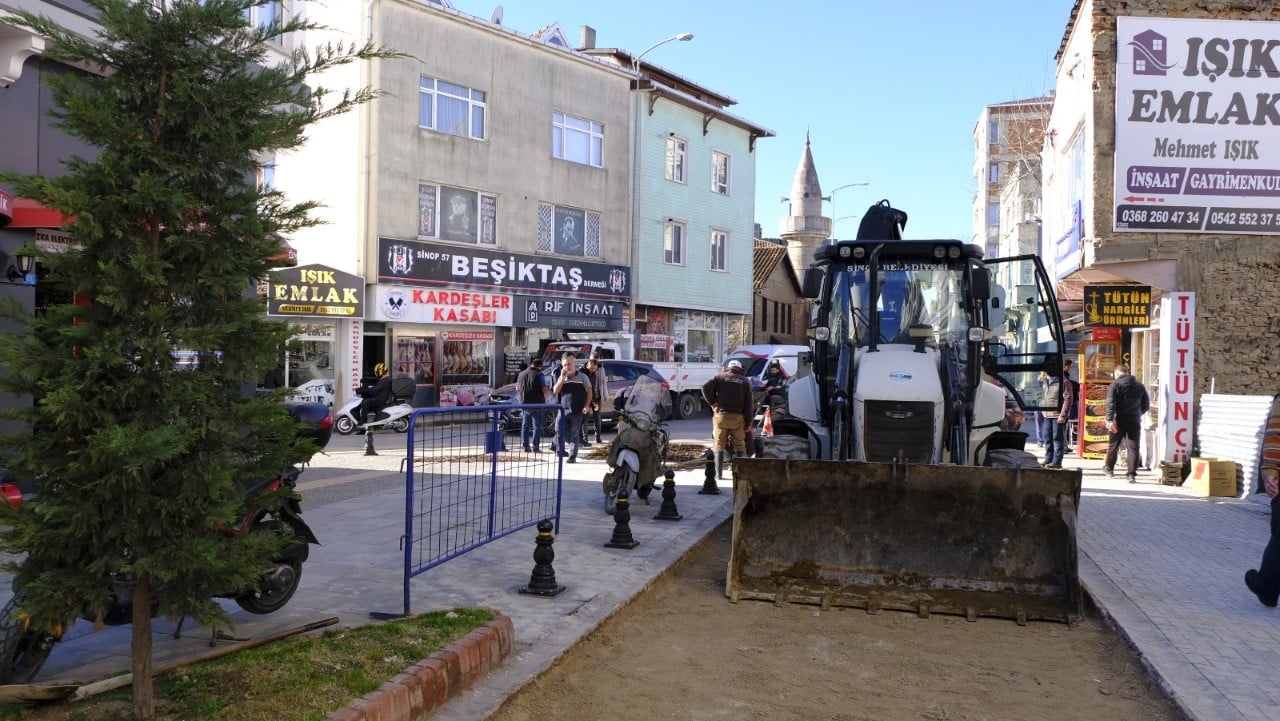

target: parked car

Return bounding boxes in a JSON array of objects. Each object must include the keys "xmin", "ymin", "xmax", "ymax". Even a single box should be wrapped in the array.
[{"xmin": 490, "ymin": 359, "xmax": 670, "ymax": 434}]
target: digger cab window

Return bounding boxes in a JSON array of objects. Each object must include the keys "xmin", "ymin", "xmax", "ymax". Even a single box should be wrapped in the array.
[{"xmin": 830, "ymin": 262, "xmax": 972, "ymax": 349}]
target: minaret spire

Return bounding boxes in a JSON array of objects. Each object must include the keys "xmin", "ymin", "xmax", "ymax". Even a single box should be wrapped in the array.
[{"xmin": 778, "ymin": 134, "xmax": 832, "ymax": 281}]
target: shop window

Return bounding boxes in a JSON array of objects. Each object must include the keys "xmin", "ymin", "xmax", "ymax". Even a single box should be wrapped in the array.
[
  {"xmin": 685, "ymin": 329, "xmax": 718, "ymax": 363},
  {"xmin": 395, "ymin": 336, "xmax": 436, "ymax": 384},
  {"xmin": 287, "ymin": 337, "xmax": 335, "ymax": 407}
]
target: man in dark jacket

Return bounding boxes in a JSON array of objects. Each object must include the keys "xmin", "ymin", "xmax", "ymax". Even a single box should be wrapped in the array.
[
  {"xmin": 551, "ymin": 353, "xmax": 592, "ymax": 463},
  {"xmin": 516, "ymin": 357, "xmax": 548, "ymax": 453},
  {"xmin": 702, "ymin": 360, "xmax": 753, "ymax": 479},
  {"xmin": 356, "ymin": 362, "xmax": 392, "ymax": 426},
  {"xmin": 1104, "ymin": 364, "xmax": 1150, "ymax": 482}
]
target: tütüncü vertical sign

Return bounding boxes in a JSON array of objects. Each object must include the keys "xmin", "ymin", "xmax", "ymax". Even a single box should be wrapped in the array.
[
  {"xmin": 1083, "ymin": 285, "xmax": 1152, "ymax": 327},
  {"xmin": 267, "ymin": 264, "xmax": 365, "ymax": 318}
]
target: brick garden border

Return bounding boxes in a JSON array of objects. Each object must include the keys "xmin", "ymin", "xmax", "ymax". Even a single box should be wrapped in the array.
[{"xmin": 326, "ymin": 612, "xmax": 514, "ymax": 721}]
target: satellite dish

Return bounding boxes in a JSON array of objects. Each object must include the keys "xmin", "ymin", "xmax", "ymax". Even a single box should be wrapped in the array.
[{"xmin": 490, "ymin": 4, "xmax": 503, "ymax": 25}]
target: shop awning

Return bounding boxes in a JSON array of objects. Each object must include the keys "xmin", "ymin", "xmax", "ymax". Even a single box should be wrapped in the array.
[{"xmin": 0, "ymin": 194, "xmax": 70, "ymax": 229}]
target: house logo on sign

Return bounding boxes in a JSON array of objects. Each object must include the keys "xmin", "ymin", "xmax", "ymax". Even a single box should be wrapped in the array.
[{"xmin": 525, "ymin": 300, "xmax": 538, "ymax": 324}]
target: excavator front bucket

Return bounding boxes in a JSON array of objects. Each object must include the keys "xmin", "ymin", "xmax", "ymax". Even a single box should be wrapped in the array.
[{"xmin": 727, "ymin": 458, "xmax": 1083, "ymax": 624}]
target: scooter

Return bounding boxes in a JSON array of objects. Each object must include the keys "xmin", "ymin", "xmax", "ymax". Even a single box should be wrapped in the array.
[
  {"xmin": 601, "ymin": 376, "xmax": 670, "ymax": 515},
  {"xmin": 333, "ymin": 376, "xmax": 416, "ymax": 435},
  {"xmin": 0, "ymin": 401, "xmax": 332, "ymax": 685}
]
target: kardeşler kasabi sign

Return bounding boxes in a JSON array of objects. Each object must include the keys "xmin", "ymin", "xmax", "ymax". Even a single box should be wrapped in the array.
[
  {"xmin": 267, "ymin": 264, "xmax": 364, "ymax": 318},
  {"xmin": 377, "ymin": 237, "xmax": 630, "ymax": 301}
]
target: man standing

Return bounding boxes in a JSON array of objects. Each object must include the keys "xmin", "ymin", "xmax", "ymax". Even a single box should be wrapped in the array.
[
  {"xmin": 1104, "ymin": 364, "xmax": 1150, "ymax": 483},
  {"xmin": 1062, "ymin": 359, "xmax": 1080, "ymax": 451},
  {"xmin": 1040, "ymin": 371, "xmax": 1063, "ymax": 468},
  {"xmin": 582, "ymin": 356, "xmax": 607, "ymax": 445},
  {"xmin": 516, "ymin": 357, "xmax": 548, "ymax": 453},
  {"xmin": 552, "ymin": 353, "xmax": 592, "ymax": 463},
  {"xmin": 1246, "ymin": 401, "xmax": 1280, "ymax": 607},
  {"xmin": 1044, "ymin": 369, "xmax": 1074, "ymax": 469},
  {"xmin": 702, "ymin": 360, "xmax": 753, "ymax": 479}
]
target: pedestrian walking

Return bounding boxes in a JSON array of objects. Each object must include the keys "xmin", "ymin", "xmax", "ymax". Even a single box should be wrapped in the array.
[
  {"xmin": 1040, "ymin": 371, "xmax": 1065, "ymax": 469},
  {"xmin": 701, "ymin": 359, "xmax": 753, "ymax": 479},
  {"xmin": 1063, "ymin": 359, "xmax": 1080, "ymax": 452},
  {"xmin": 1103, "ymin": 364, "xmax": 1150, "ymax": 483},
  {"xmin": 1246, "ymin": 400, "xmax": 1280, "ymax": 607},
  {"xmin": 516, "ymin": 357, "xmax": 548, "ymax": 453},
  {"xmin": 551, "ymin": 353, "xmax": 592, "ymax": 463},
  {"xmin": 582, "ymin": 356, "xmax": 607, "ymax": 446}
]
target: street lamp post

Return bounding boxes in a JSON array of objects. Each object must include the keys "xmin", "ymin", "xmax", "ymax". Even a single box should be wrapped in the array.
[
  {"xmin": 823, "ymin": 182, "xmax": 869, "ymax": 238},
  {"xmin": 631, "ymin": 33, "xmax": 694, "ymax": 74},
  {"xmin": 629, "ymin": 32, "xmax": 693, "ymax": 345}
]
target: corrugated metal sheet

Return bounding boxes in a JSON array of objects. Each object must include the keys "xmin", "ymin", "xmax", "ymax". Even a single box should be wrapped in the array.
[{"xmin": 1198, "ymin": 394, "xmax": 1275, "ymax": 497}]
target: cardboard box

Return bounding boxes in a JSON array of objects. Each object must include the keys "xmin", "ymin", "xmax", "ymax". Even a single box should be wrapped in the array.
[{"xmin": 1187, "ymin": 458, "xmax": 1237, "ymax": 497}]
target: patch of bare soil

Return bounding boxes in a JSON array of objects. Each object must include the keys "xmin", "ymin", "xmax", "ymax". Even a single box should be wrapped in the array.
[{"xmin": 489, "ymin": 522, "xmax": 1182, "ymax": 721}]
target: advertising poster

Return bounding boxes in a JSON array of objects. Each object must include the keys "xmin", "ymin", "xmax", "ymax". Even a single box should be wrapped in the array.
[
  {"xmin": 440, "ymin": 186, "xmax": 478, "ymax": 243},
  {"xmin": 553, "ymin": 206, "xmax": 586, "ymax": 256},
  {"xmin": 1115, "ymin": 17, "xmax": 1280, "ymax": 233}
]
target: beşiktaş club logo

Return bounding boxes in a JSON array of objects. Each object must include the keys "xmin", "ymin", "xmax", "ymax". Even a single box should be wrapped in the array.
[
  {"xmin": 387, "ymin": 244, "xmax": 414, "ymax": 275},
  {"xmin": 382, "ymin": 288, "xmax": 408, "ymax": 320},
  {"xmin": 608, "ymin": 268, "xmax": 626, "ymax": 294}
]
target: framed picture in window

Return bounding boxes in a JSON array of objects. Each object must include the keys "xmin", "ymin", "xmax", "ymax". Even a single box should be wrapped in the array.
[
  {"xmin": 418, "ymin": 183, "xmax": 437, "ymax": 238},
  {"xmin": 441, "ymin": 186, "xmax": 478, "ymax": 243},
  {"xmin": 553, "ymin": 206, "xmax": 585, "ymax": 256}
]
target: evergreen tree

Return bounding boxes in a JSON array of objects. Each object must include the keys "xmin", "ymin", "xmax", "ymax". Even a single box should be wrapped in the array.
[{"xmin": 0, "ymin": 1, "xmax": 395, "ymax": 715}]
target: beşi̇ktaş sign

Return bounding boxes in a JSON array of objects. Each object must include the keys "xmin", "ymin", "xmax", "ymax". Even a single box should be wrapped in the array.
[
  {"xmin": 267, "ymin": 264, "xmax": 365, "ymax": 318},
  {"xmin": 1115, "ymin": 16, "xmax": 1280, "ymax": 234}
]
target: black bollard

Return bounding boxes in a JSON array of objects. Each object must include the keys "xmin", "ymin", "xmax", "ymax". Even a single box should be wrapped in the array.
[
  {"xmin": 519, "ymin": 519, "xmax": 566, "ymax": 597},
  {"xmin": 364, "ymin": 426, "xmax": 377, "ymax": 456},
  {"xmin": 604, "ymin": 490, "xmax": 640, "ymax": 549},
  {"xmin": 698, "ymin": 447, "xmax": 721, "ymax": 495},
  {"xmin": 654, "ymin": 469, "xmax": 682, "ymax": 521}
]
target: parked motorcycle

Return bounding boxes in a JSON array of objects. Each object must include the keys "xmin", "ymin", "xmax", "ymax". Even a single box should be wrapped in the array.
[
  {"xmin": 0, "ymin": 401, "xmax": 332, "ymax": 685},
  {"xmin": 333, "ymin": 376, "xmax": 416, "ymax": 435},
  {"xmin": 601, "ymin": 376, "xmax": 670, "ymax": 515}
]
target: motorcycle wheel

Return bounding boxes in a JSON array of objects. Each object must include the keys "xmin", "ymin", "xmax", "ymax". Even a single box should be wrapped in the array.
[
  {"xmin": 0, "ymin": 596, "xmax": 55, "ymax": 685},
  {"xmin": 234, "ymin": 520, "xmax": 304, "ymax": 615},
  {"xmin": 390, "ymin": 417, "xmax": 410, "ymax": 433},
  {"xmin": 604, "ymin": 468, "xmax": 636, "ymax": 516},
  {"xmin": 334, "ymin": 415, "xmax": 357, "ymax": 435}
]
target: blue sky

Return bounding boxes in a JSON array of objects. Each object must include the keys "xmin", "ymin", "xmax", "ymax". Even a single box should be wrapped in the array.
[{"xmin": 479, "ymin": 0, "xmax": 1074, "ymax": 241}]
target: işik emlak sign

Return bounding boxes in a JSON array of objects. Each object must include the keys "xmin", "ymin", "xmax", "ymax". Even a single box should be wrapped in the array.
[
  {"xmin": 1115, "ymin": 16, "xmax": 1280, "ymax": 234},
  {"xmin": 267, "ymin": 264, "xmax": 365, "ymax": 318}
]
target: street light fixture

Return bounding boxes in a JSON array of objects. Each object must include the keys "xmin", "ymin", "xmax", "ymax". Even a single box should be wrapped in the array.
[
  {"xmin": 631, "ymin": 33, "xmax": 694, "ymax": 74},
  {"xmin": 823, "ymin": 182, "xmax": 869, "ymax": 237}
]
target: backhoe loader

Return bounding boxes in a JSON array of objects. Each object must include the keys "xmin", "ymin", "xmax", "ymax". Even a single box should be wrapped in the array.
[{"xmin": 728, "ymin": 201, "xmax": 1082, "ymax": 624}]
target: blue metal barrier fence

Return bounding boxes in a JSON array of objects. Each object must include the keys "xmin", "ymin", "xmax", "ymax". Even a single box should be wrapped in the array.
[{"xmin": 399, "ymin": 402, "xmax": 563, "ymax": 615}]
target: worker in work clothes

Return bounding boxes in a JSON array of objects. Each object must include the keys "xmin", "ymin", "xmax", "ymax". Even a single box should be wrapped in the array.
[{"xmin": 702, "ymin": 359, "xmax": 753, "ymax": 479}]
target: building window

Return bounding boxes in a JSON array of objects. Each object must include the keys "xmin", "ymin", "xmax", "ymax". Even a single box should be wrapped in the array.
[
  {"xmin": 552, "ymin": 112, "xmax": 603, "ymax": 167},
  {"xmin": 536, "ymin": 203, "xmax": 601, "ymax": 257},
  {"xmin": 988, "ymin": 119, "xmax": 999, "ymax": 144},
  {"xmin": 988, "ymin": 162, "xmax": 999, "ymax": 183},
  {"xmin": 685, "ymin": 329, "xmax": 718, "ymax": 363},
  {"xmin": 418, "ymin": 182, "xmax": 498, "ymax": 245},
  {"xmin": 663, "ymin": 221, "xmax": 686, "ymax": 266},
  {"xmin": 256, "ymin": 155, "xmax": 275, "ymax": 191},
  {"xmin": 785, "ymin": 305, "xmax": 792, "ymax": 335},
  {"xmin": 710, "ymin": 229, "xmax": 728, "ymax": 272},
  {"xmin": 666, "ymin": 136, "xmax": 688, "ymax": 183},
  {"xmin": 420, "ymin": 75, "xmax": 486, "ymax": 140},
  {"xmin": 759, "ymin": 296, "xmax": 768, "ymax": 330},
  {"xmin": 987, "ymin": 204, "xmax": 1000, "ymax": 229},
  {"xmin": 244, "ymin": 1, "xmax": 280, "ymax": 29},
  {"xmin": 712, "ymin": 151, "xmax": 731, "ymax": 195}
]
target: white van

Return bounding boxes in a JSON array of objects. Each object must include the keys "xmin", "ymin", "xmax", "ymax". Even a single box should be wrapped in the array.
[{"xmin": 725, "ymin": 344, "xmax": 808, "ymax": 392}]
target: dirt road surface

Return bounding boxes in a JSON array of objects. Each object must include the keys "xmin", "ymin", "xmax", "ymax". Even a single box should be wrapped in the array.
[{"xmin": 489, "ymin": 521, "xmax": 1182, "ymax": 721}]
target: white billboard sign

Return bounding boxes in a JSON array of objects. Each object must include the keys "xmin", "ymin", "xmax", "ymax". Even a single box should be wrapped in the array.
[
  {"xmin": 1115, "ymin": 17, "xmax": 1280, "ymax": 234},
  {"xmin": 1157, "ymin": 292, "xmax": 1195, "ymax": 464}
]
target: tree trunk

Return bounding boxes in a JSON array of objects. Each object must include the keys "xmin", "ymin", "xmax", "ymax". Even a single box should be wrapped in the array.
[{"xmin": 130, "ymin": 578, "xmax": 155, "ymax": 718}]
